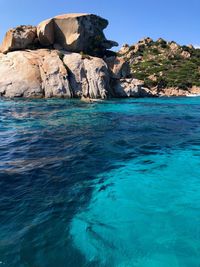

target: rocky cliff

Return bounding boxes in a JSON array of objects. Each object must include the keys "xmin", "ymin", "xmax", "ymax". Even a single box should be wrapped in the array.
[{"xmin": 0, "ymin": 14, "xmax": 199, "ymax": 99}]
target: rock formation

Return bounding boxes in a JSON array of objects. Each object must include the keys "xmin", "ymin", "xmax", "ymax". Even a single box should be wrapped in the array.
[
  {"xmin": 63, "ymin": 52, "xmax": 111, "ymax": 99},
  {"xmin": 0, "ymin": 13, "xmax": 138, "ymax": 99},
  {"xmin": 1, "ymin": 13, "xmax": 118, "ymax": 56},
  {"xmin": 112, "ymin": 78, "xmax": 155, "ymax": 98},
  {"xmin": 39, "ymin": 14, "xmax": 118, "ymax": 55},
  {"xmin": 0, "ymin": 50, "xmax": 71, "ymax": 98},
  {"xmin": 105, "ymin": 56, "xmax": 130, "ymax": 79},
  {"xmin": 0, "ymin": 14, "xmax": 200, "ymax": 99},
  {"xmin": 0, "ymin": 50, "xmax": 42, "ymax": 97},
  {"xmin": 0, "ymin": 26, "xmax": 37, "ymax": 53},
  {"xmin": 0, "ymin": 49, "xmax": 113, "ymax": 98}
]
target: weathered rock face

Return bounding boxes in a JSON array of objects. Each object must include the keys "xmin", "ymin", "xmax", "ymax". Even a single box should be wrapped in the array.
[
  {"xmin": 0, "ymin": 51, "xmax": 42, "ymax": 97},
  {"xmin": 37, "ymin": 14, "xmax": 118, "ymax": 55},
  {"xmin": 83, "ymin": 56, "xmax": 110, "ymax": 99},
  {"xmin": 63, "ymin": 52, "xmax": 88, "ymax": 97},
  {"xmin": 0, "ymin": 13, "xmax": 118, "ymax": 56},
  {"xmin": 1, "ymin": 14, "xmax": 198, "ymax": 100},
  {"xmin": 105, "ymin": 56, "xmax": 130, "ymax": 79},
  {"xmin": 158, "ymin": 87, "xmax": 200, "ymax": 97},
  {"xmin": 37, "ymin": 19, "xmax": 54, "ymax": 47},
  {"xmin": 113, "ymin": 78, "xmax": 156, "ymax": 97},
  {"xmin": 37, "ymin": 50, "xmax": 71, "ymax": 98},
  {"xmin": 0, "ymin": 26, "xmax": 37, "ymax": 53},
  {"xmin": 0, "ymin": 50, "xmax": 71, "ymax": 98},
  {"xmin": 63, "ymin": 52, "xmax": 111, "ymax": 98},
  {"xmin": 1, "ymin": 46, "xmax": 197, "ymax": 99},
  {"xmin": 0, "ymin": 49, "xmax": 112, "ymax": 99},
  {"xmin": 138, "ymin": 37, "xmax": 153, "ymax": 45},
  {"xmin": 181, "ymin": 51, "xmax": 191, "ymax": 59},
  {"xmin": 189, "ymin": 86, "xmax": 200, "ymax": 95},
  {"xmin": 168, "ymin": 41, "xmax": 180, "ymax": 52},
  {"xmin": 118, "ymin": 44, "xmax": 130, "ymax": 55}
]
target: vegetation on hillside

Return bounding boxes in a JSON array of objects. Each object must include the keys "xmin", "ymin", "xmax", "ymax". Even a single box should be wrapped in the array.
[{"xmin": 118, "ymin": 38, "xmax": 200, "ymax": 90}]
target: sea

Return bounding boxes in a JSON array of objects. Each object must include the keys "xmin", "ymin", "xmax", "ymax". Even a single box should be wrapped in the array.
[{"xmin": 0, "ymin": 97, "xmax": 200, "ymax": 267}]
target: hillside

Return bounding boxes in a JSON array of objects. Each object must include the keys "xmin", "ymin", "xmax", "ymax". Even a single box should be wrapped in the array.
[{"xmin": 118, "ymin": 38, "xmax": 200, "ymax": 91}]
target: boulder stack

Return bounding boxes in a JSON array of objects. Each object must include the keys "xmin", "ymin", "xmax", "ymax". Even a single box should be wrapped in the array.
[
  {"xmin": 0, "ymin": 50, "xmax": 112, "ymax": 99},
  {"xmin": 0, "ymin": 13, "xmax": 118, "ymax": 56},
  {"xmin": 0, "ymin": 13, "xmax": 155, "ymax": 99}
]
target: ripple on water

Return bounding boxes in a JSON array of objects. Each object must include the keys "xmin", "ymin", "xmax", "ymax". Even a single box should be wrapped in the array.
[{"xmin": 1, "ymin": 97, "xmax": 200, "ymax": 267}]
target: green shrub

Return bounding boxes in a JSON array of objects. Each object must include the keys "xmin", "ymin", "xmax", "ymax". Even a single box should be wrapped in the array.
[{"xmin": 130, "ymin": 42, "xmax": 200, "ymax": 90}]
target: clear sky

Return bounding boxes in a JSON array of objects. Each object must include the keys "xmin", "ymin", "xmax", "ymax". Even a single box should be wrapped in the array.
[{"xmin": 0, "ymin": 0, "xmax": 199, "ymax": 48}]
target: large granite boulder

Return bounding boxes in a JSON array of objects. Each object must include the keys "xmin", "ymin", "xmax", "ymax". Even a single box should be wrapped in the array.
[
  {"xmin": 37, "ymin": 19, "xmax": 54, "ymax": 47},
  {"xmin": 63, "ymin": 52, "xmax": 88, "ymax": 97},
  {"xmin": 37, "ymin": 14, "xmax": 118, "ymax": 55},
  {"xmin": 36, "ymin": 50, "xmax": 71, "ymax": 98},
  {"xmin": 0, "ymin": 51, "xmax": 42, "ymax": 97},
  {"xmin": 63, "ymin": 52, "xmax": 111, "ymax": 98},
  {"xmin": 83, "ymin": 56, "xmax": 110, "ymax": 98},
  {"xmin": 0, "ymin": 13, "xmax": 118, "ymax": 57},
  {"xmin": 0, "ymin": 26, "xmax": 37, "ymax": 53},
  {"xmin": 0, "ymin": 49, "xmax": 71, "ymax": 98}
]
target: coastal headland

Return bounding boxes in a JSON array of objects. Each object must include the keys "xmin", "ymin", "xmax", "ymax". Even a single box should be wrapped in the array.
[{"xmin": 0, "ymin": 13, "xmax": 199, "ymax": 99}]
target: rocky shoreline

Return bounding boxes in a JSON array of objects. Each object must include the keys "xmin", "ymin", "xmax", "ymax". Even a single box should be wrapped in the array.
[{"xmin": 0, "ymin": 13, "xmax": 199, "ymax": 99}]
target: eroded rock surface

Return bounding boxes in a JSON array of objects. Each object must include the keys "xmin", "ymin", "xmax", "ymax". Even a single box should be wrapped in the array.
[
  {"xmin": 105, "ymin": 56, "xmax": 130, "ymax": 79},
  {"xmin": 158, "ymin": 87, "xmax": 200, "ymax": 97},
  {"xmin": 0, "ymin": 26, "xmax": 37, "ymax": 53},
  {"xmin": 0, "ymin": 49, "xmax": 112, "ymax": 99},
  {"xmin": 37, "ymin": 14, "xmax": 118, "ymax": 55},
  {"xmin": 0, "ymin": 50, "xmax": 71, "ymax": 98},
  {"xmin": 1, "ymin": 14, "xmax": 198, "ymax": 99},
  {"xmin": 113, "ymin": 78, "xmax": 156, "ymax": 97},
  {"xmin": 63, "ymin": 52, "xmax": 88, "ymax": 97},
  {"xmin": 0, "ymin": 51, "xmax": 42, "ymax": 97},
  {"xmin": 37, "ymin": 19, "xmax": 54, "ymax": 47},
  {"xmin": 83, "ymin": 56, "xmax": 110, "ymax": 99},
  {"xmin": 0, "ymin": 13, "xmax": 118, "ymax": 56},
  {"xmin": 63, "ymin": 52, "xmax": 111, "ymax": 98}
]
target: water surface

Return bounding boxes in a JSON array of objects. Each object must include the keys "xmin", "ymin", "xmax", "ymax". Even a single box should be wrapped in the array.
[{"xmin": 0, "ymin": 97, "xmax": 200, "ymax": 267}]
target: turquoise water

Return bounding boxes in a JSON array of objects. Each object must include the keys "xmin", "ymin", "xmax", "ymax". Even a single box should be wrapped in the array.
[{"xmin": 1, "ymin": 98, "xmax": 200, "ymax": 267}]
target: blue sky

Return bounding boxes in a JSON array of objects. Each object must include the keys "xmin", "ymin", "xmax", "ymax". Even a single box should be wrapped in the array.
[{"xmin": 0, "ymin": 0, "xmax": 199, "ymax": 48}]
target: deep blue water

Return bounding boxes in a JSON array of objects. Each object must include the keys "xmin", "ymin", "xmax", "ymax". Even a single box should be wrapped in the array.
[{"xmin": 1, "ymin": 97, "xmax": 200, "ymax": 267}]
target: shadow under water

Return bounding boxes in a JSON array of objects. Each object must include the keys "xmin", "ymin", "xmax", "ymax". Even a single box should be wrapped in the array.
[{"xmin": 0, "ymin": 97, "xmax": 200, "ymax": 266}]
